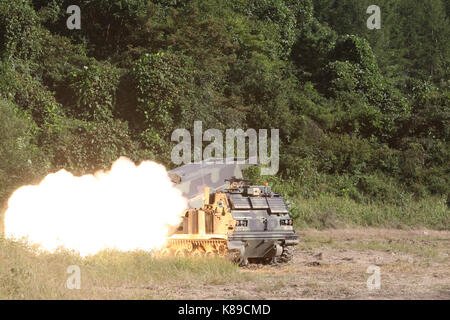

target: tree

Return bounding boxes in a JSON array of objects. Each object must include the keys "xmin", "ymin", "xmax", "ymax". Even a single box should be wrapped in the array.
[{"xmin": 0, "ymin": 99, "xmax": 45, "ymax": 205}]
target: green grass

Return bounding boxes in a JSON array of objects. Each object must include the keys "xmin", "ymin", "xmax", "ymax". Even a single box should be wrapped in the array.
[
  {"xmin": 244, "ymin": 167, "xmax": 449, "ymax": 230},
  {"xmin": 0, "ymin": 237, "xmax": 244, "ymax": 299},
  {"xmin": 291, "ymin": 194, "xmax": 449, "ymax": 230}
]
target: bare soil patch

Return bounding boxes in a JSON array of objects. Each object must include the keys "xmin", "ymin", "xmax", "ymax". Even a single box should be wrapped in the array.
[{"xmin": 149, "ymin": 228, "xmax": 450, "ymax": 299}]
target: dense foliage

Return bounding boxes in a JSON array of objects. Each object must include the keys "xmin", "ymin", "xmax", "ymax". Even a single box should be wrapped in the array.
[{"xmin": 0, "ymin": 0, "xmax": 448, "ymax": 228}]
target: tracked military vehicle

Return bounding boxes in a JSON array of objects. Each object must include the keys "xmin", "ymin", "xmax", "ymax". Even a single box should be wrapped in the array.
[{"xmin": 164, "ymin": 177, "xmax": 299, "ymax": 265}]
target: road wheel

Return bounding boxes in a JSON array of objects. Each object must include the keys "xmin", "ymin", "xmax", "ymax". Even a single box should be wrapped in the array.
[
  {"xmin": 191, "ymin": 250, "xmax": 204, "ymax": 258},
  {"xmin": 160, "ymin": 248, "xmax": 172, "ymax": 257},
  {"xmin": 238, "ymin": 257, "xmax": 249, "ymax": 267},
  {"xmin": 205, "ymin": 250, "xmax": 215, "ymax": 258},
  {"xmin": 275, "ymin": 246, "xmax": 294, "ymax": 263},
  {"xmin": 217, "ymin": 244, "xmax": 227, "ymax": 257},
  {"xmin": 226, "ymin": 250, "xmax": 247, "ymax": 266},
  {"xmin": 174, "ymin": 248, "xmax": 187, "ymax": 257}
]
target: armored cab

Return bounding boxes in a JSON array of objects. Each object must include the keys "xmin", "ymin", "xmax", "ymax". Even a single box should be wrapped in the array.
[{"xmin": 165, "ymin": 177, "xmax": 299, "ymax": 265}]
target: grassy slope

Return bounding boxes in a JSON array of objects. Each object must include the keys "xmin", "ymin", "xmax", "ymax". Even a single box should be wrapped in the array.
[
  {"xmin": 0, "ymin": 237, "xmax": 245, "ymax": 299},
  {"xmin": 291, "ymin": 194, "xmax": 449, "ymax": 230}
]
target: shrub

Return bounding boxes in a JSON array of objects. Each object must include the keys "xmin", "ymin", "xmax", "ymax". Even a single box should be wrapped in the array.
[{"xmin": 41, "ymin": 118, "xmax": 138, "ymax": 174}]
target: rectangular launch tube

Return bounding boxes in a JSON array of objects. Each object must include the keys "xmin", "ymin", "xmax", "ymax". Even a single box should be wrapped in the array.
[
  {"xmin": 188, "ymin": 211, "xmax": 197, "ymax": 234},
  {"xmin": 198, "ymin": 210, "xmax": 206, "ymax": 235}
]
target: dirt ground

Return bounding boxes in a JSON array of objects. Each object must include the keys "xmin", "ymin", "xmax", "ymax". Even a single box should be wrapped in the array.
[{"xmin": 148, "ymin": 228, "xmax": 450, "ymax": 300}]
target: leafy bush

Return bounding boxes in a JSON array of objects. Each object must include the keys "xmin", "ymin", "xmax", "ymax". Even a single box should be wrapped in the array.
[
  {"xmin": 0, "ymin": 0, "xmax": 41, "ymax": 60},
  {"xmin": 0, "ymin": 99, "xmax": 47, "ymax": 203},
  {"xmin": 41, "ymin": 118, "xmax": 138, "ymax": 174},
  {"xmin": 68, "ymin": 60, "xmax": 120, "ymax": 121}
]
